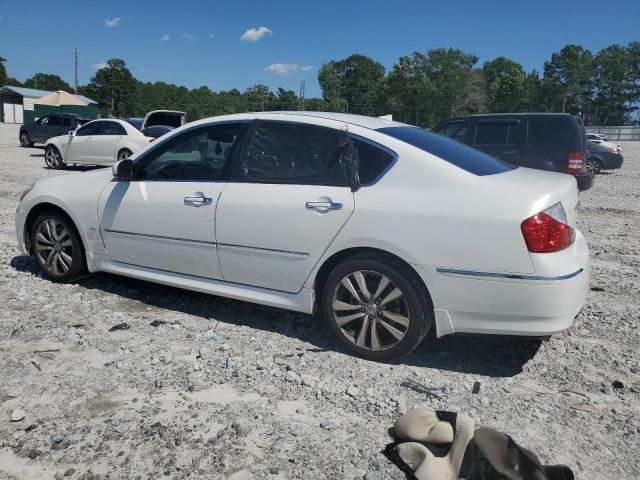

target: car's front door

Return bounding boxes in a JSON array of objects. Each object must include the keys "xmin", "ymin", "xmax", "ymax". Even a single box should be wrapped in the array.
[
  {"xmin": 215, "ymin": 120, "xmax": 355, "ymax": 293},
  {"xmin": 98, "ymin": 122, "xmax": 247, "ymax": 279},
  {"xmin": 65, "ymin": 121, "xmax": 101, "ymax": 162},
  {"xmin": 471, "ymin": 120, "xmax": 521, "ymax": 165},
  {"xmin": 31, "ymin": 116, "xmax": 51, "ymax": 142}
]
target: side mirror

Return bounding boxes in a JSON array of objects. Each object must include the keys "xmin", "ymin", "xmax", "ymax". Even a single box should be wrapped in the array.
[{"xmin": 112, "ymin": 159, "xmax": 133, "ymax": 180}]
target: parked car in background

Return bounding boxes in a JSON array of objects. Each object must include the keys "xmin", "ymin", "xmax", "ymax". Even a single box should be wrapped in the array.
[
  {"xmin": 16, "ymin": 112, "xmax": 589, "ymax": 361},
  {"xmin": 19, "ymin": 114, "xmax": 91, "ymax": 147},
  {"xmin": 126, "ymin": 110, "xmax": 185, "ymax": 139},
  {"xmin": 141, "ymin": 125, "xmax": 174, "ymax": 139},
  {"xmin": 432, "ymin": 113, "xmax": 594, "ymax": 192},
  {"xmin": 586, "ymin": 133, "xmax": 607, "ymax": 142},
  {"xmin": 43, "ymin": 119, "xmax": 153, "ymax": 169},
  {"xmin": 586, "ymin": 140, "xmax": 623, "ymax": 173}
]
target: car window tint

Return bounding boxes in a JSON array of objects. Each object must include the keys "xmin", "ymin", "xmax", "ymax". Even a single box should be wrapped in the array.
[
  {"xmin": 474, "ymin": 122, "xmax": 509, "ymax": 146},
  {"xmin": 434, "ymin": 121, "xmax": 469, "ymax": 143},
  {"xmin": 37, "ymin": 117, "xmax": 49, "ymax": 126},
  {"xmin": 75, "ymin": 122, "xmax": 100, "ymax": 136},
  {"xmin": 231, "ymin": 121, "xmax": 348, "ymax": 186},
  {"xmin": 378, "ymin": 126, "xmax": 516, "ymax": 176},
  {"xmin": 48, "ymin": 116, "xmax": 62, "ymax": 127},
  {"xmin": 528, "ymin": 118, "xmax": 565, "ymax": 146},
  {"xmin": 136, "ymin": 123, "xmax": 247, "ymax": 182},
  {"xmin": 62, "ymin": 117, "xmax": 72, "ymax": 126},
  {"xmin": 99, "ymin": 121, "xmax": 127, "ymax": 135},
  {"xmin": 353, "ymin": 139, "xmax": 394, "ymax": 185}
]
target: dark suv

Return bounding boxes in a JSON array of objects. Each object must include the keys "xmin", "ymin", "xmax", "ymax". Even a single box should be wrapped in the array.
[
  {"xmin": 19, "ymin": 113, "xmax": 91, "ymax": 147},
  {"xmin": 432, "ymin": 113, "xmax": 593, "ymax": 191}
]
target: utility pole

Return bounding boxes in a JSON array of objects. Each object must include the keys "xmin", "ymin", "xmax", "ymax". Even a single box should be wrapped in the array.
[
  {"xmin": 298, "ymin": 80, "xmax": 305, "ymax": 111},
  {"xmin": 34, "ymin": 73, "xmax": 38, "ymax": 89},
  {"xmin": 73, "ymin": 48, "xmax": 79, "ymax": 94}
]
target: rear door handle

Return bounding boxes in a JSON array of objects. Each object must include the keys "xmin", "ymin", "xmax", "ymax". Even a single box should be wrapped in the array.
[
  {"xmin": 184, "ymin": 193, "xmax": 213, "ymax": 207},
  {"xmin": 305, "ymin": 201, "xmax": 343, "ymax": 213}
]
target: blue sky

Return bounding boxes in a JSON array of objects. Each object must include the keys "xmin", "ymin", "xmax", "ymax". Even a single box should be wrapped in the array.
[{"xmin": 1, "ymin": 0, "xmax": 639, "ymax": 98}]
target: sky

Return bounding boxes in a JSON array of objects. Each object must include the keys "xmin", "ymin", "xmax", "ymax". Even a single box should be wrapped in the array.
[{"xmin": 1, "ymin": 0, "xmax": 639, "ymax": 98}]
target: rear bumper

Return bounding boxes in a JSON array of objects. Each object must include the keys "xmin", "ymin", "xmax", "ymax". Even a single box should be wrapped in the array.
[
  {"xmin": 418, "ymin": 232, "xmax": 589, "ymax": 338},
  {"xmin": 575, "ymin": 171, "xmax": 594, "ymax": 191}
]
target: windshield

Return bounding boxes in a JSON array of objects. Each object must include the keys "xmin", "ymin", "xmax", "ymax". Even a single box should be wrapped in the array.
[{"xmin": 377, "ymin": 126, "xmax": 516, "ymax": 176}]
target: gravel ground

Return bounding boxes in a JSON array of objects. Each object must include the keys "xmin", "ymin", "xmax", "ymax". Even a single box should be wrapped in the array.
[{"xmin": 0, "ymin": 122, "xmax": 639, "ymax": 480}]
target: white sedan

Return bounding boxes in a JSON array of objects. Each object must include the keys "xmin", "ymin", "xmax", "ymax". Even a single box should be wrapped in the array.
[
  {"xmin": 16, "ymin": 112, "xmax": 589, "ymax": 360},
  {"xmin": 44, "ymin": 119, "xmax": 153, "ymax": 169}
]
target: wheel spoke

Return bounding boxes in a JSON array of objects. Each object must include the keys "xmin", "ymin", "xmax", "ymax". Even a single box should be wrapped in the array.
[
  {"xmin": 372, "ymin": 275, "xmax": 390, "ymax": 302},
  {"xmin": 353, "ymin": 271, "xmax": 371, "ymax": 302},
  {"xmin": 59, "ymin": 251, "xmax": 73, "ymax": 265},
  {"xmin": 379, "ymin": 287, "xmax": 402, "ymax": 307},
  {"xmin": 36, "ymin": 232, "xmax": 54, "ymax": 245},
  {"xmin": 378, "ymin": 318, "xmax": 405, "ymax": 341},
  {"xmin": 380, "ymin": 310, "xmax": 410, "ymax": 327},
  {"xmin": 333, "ymin": 300, "xmax": 362, "ymax": 311},
  {"xmin": 60, "ymin": 239, "xmax": 72, "ymax": 248},
  {"xmin": 57, "ymin": 254, "xmax": 69, "ymax": 273},
  {"xmin": 341, "ymin": 277, "xmax": 365, "ymax": 304},
  {"xmin": 48, "ymin": 219, "xmax": 59, "ymax": 241},
  {"xmin": 45, "ymin": 249, "xmax": 56, "ymax": 268},
  {"xmin": 335, "ymin": 312, "xmax": 365, "ymax": 327},
  {"xmin": 370, "ymin": 319, "xmax": 381, "ymax": 351},
  {"xmin": 356, "ymin": 316, "xmax": 370, "ymax": 347}
]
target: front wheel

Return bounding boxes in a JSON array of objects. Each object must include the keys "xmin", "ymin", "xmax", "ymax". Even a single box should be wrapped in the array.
[
  {"xmin": 20, "ymin": 131, "xmax": 34, "ymax": 147},
  {"xmin": 45, "ymin": 146, "xmax": 65, "ymax": 170},
  {"xmin": 31, "ymin": 212, "xmax": 86, "ymax": 282},
  {"xmin": 118, "ymin": 149, "xmax": 133, "ymax": 161},
  {"xmin": 322, "ymin": 254, "xmax": 433, "ymax": 361}
]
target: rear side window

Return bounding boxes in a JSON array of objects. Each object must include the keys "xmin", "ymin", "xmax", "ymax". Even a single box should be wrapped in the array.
[
  {"xmin": 527, "ymin": 118, "xmax": 566, "ymax": 146},
  {"xmin": 474, "ymin": 122, "xmax": 518, "ymax": 146},
  {"xmin": 48, "ymin": 116, "xmax": 62, "ymax": 127},
  {"xmin": 98, "ymin": 121, "xmax": 127, "ymax": 135},
  {"xmin": 378, "ymin": 126, "xmax": 516, "ymax": 176},
  {"xmin": 63, "ymin": 117, "xmax": 72, "ymax": 126},
  {"xmin": 353, "ymin": 139, "xmax": 394, "ymax": 185},
  {"xmin": 231, "ymin": 121, "xmax": 349, "ymax": 186},
  {"xmin": 434, "ymin": 121, "xmax": 469, "ymax": 143}
]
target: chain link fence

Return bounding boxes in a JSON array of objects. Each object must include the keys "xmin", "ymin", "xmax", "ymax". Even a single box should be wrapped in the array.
[{"xmin": 586, "ymin": 126, "xmax": 640, "ymax": 141}]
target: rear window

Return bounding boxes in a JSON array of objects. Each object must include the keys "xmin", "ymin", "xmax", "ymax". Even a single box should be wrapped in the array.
[{"xmin": 378, "ymin": 126, "xmax": 516, "ymax": 176}]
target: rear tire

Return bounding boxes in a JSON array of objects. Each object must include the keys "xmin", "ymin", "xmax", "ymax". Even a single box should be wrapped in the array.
[
  {"xmin": 30, "ymin": 211, "xmax": 86, "ymax": 282},
  {"xmin": 45, "ymin": 146, "xmax": 66, "ymax": 170},
  {"xmin": 118, "ymin": 149, "xmax": 133, "ymax": 161},
  {"xmin": 586, "ymin": 157, "xmax": 603, "ymax": 174},
  {"xmin": 321, "ymin": 254, "xmax": 433, "ymax": 361},
  {"xmin": 20, "ymin": 131, "xmax": 34, "ymax": 147}
]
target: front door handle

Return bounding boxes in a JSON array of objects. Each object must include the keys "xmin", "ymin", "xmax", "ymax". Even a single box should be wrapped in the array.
[
  {"xmin": 184, "ymin": 193, "xmax": 213, "ymax": 207},
  {"xmin": 305, "ymin": 201, "xmax": 343, "ymax": 213}
]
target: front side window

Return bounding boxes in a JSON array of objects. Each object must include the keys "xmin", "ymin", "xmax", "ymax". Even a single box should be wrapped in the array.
[
  {"xmin": 473, "ymin": 122, "xmax": 518, "ymax": 146},
  {"xmin": 37, "ymin": 116, "xmax": 49, "ymax": 126},
  {"xmin": 75, "ymin": 122, "xmax": 100, "ymax": 136},
  {"xmin": 434, "ymin": 121, "xmax": 469, "ymax": 143},
  {"xmin": 98, "ymin": 121, "xmax": 127, "ymax": 135},
  {"xmin": 230, "ymin": 121, "xmax": 349, "ymax": 186},
  {"xmin": 135, "ymin": 123, "xmax": 247, "ymax": 182},
  {"xmin": 378, "ymin": 126, "xmax": 516, "ymax": 176},
  {"xmin": 63, "ymin": 117, "xmax": 72, "ymax": 126}
]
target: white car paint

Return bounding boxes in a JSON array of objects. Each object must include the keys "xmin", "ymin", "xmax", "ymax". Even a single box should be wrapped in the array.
[
  {"xmin": 16, "ymin": 112, "xmax": 589, "ymax": 340},
  {"xmin": 45, "ymin": 119, "xmax": 153, "ymax": 166}
]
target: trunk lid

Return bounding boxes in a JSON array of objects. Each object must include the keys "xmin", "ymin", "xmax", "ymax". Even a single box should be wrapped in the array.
[{"xmin": 141, "ymin": 110, "xmax": 186, "ymax": 130}]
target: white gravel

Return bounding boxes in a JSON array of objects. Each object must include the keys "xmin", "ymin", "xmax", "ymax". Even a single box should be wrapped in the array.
[{"xmin": 0, "ymin": 122, "xmax": 639, "ymax": 479}]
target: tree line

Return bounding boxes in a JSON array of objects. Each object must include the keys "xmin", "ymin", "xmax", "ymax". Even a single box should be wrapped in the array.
[{"xmin": 2, "ymin": 42, "xmax": 639, "ymax": 127}]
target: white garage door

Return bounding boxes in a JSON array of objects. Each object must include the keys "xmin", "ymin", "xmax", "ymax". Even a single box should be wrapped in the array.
[{"xmin": 2, "ymin": 103, "xmax": 24, "ymax": 123}]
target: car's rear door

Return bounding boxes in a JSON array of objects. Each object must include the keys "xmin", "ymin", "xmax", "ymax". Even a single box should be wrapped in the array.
[
  {"xmin": 98, "ymin": 122, "xmax": 247, "ymax": 279},
  {"xmin": 471, "ymin": 120, "xmax": 521, "ymax": 165},
  {"xmin": 215, "ymin": 120, "xmax": 355, "ymax": 293},
  {"xmin": 91, "ymin": 121, "xmax": 127, "ymax": 164}
]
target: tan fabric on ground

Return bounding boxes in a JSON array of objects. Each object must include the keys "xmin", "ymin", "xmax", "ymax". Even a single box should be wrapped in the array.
[
  {"xmin": 394, "ymin": 410, "xmax": 476, "ymax": 480},
  {"xmin": 393, "ymin": 407, "xmax": 455, "ymax": 444}
]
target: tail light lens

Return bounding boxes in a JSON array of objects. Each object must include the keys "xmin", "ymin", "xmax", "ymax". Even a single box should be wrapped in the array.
[
  {"xmin": 567, "ymin": 151, "xmax": 583, "ymax": 175},
  {"xmin": 521, "ymin": 203, "xmax": 575, "ymax": 253}
]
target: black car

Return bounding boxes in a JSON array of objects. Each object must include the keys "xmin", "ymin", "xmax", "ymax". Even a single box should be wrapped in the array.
[
  {"xmin": 586, "ymin": 140, "xmax": 624, "ymax": 173},
  {"xmin": 432, "ymin": 113, "xmax": 594, "ymax": 191},
  {"xmin": 19, "ymin": 114, "xmax": 91, "ymax": 147}
]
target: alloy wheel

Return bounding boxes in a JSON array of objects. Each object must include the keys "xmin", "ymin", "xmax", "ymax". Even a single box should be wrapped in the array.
[
  {"xmin": 586, "ymin": 158, "xmax": 601, "ymax": 174},
  {"xmin": 34, "ymin": 218, "xmax": 73, "ymax": 276},
  {"xmin": 118, "ymin": 150, "xmax": 132, "ymax": 160},
  {"xmin": 20, "ymin": 132, "xmax": 29, "ymax": 147},
  {"xmin": 332, "ymin": 270, "xmax": 411, "ymax": 352},
  {"xmin": 45, "ymin": 148, "xmax": 61, "ymax": 169}
]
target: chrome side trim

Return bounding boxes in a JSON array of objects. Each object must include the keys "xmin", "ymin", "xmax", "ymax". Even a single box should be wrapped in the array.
[
  {"xmin": 217, "ymin": 243, "xmax": 309, "ymax": 258},
  {"xmin": 436, "ymin": 267, "xmax": 584, "ymax": 281},
  {"xmin": 104, "ymin": 229, "xmax": 215, "ymax": 246}
]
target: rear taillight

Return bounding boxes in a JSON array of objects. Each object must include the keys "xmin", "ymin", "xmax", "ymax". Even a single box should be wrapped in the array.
[
  {"xmin": 567, "ymin": 151, "xmax": 583, "ymax": 175},
  {"xmin": 521, "ymin": 203, "xmax": 575, "ymax": 253}
]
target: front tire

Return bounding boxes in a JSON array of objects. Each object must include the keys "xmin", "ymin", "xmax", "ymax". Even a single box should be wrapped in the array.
[
  {"xmin": 20, "ymin": 131, "xmax": 34, "ymax": 147},
  {"xmin": 30, "ymin": 212, "xmax": 86, "ymax": 282},
  {"xmin": 322, "ymin": 254, "xmax": 433, "ymax": 361},
  {"xmin": 45, "ymin": 146, "xmax": 65, "ymax": 170},
  {"xmin": 118, "ymin": 149, "xmax": 133, "ymax": 161}
]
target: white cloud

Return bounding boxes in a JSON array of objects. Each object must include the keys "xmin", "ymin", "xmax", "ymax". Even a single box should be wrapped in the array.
[
  {"xmin": 208, "ymin": 33, "xmax": 215, "ymax": 39},
  {"xmin": 241, "ymin": 26, "xmax": 272, "ymax": 42},
  {"xmin": 105, "ymin": 17, "xmax": 121, "ymax": 27},
  {"xmin": 93, "ymin": 62, "xmax": 108, "ymax": 70},
  {"xmin": 301, "ymin": 65, "xmax": 313, "ymax": 72},
  {"xmin": 160, "ymin": 34, "xmax": 171, "ymax": 41},
  {"xmin": 182, "ymin": 32, "xmax": 194, "ymax": 40},
  {"xmin": 265, "ymin": 63, "xmax": 298, "ymax": 76}
]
